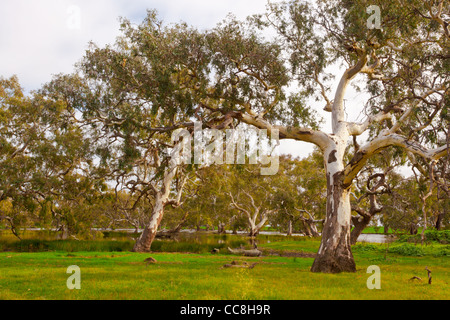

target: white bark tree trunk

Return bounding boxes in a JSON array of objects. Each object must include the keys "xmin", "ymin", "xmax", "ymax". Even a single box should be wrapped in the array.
[
  {"xmin": 287, "ymin": 219, "xmax": 293, "ymax": 236},
  {"xmin": 132, "ymin": 139, "xmax": 186, "ymax": 252},
  {"xmin": 311, "ymin": 140, "xmax": 356, "ymax": 273},
  {"xmin": 231, "ymin": 53, "xmax": 447, "ymax": 273},
  {"xmin": 132, "ymin": 192, "xmax": 167, "ymax": 252}
]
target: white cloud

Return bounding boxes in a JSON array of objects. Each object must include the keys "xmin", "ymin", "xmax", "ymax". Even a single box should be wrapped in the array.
[
  {"xmin": 0, "ymin": 0, "xmax": 123, "ymax": 90},
  {"xmin": 0, "ymin": 0, "xmax": 272, "ymax": 91}
]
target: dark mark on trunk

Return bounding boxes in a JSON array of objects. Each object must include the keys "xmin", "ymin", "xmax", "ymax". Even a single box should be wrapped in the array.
[
  {"xmin": 297, "ymin": 130, "xmax": 313, "ymax": 135},
  {"xmin": 328, "ymin": 150, "xmax": 337, "ymax": 163}
]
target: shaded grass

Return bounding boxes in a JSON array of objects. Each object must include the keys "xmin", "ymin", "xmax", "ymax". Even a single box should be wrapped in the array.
[
  {"xmin": 0, "ymin": 239, "xmax": 135, "ymax": 253},
  {"xmin": 0, "ymin": 232, "xmax": 249, "ymax": 254}
]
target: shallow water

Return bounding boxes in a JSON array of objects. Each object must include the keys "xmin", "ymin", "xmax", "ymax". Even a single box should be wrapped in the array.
[
  {"xmin": 1, "ymin": 228, "xmax": 394, "ymax": 244},
  {"xmin": 356, "ymin": 233, "xmax": 395, "ymax": 243}
]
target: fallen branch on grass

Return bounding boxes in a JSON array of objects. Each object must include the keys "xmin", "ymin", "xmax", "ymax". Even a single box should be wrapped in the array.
[
  {"xmin": 222, "ymin": 261, "xmax": 258, "ymax": 269},
  {"xmin": 227, "ymin": 247, "xmax": 262, "ymax": 257},
  {"xmin": 409, "ymin": 276, "xmax": 422, "ymax": 282}
]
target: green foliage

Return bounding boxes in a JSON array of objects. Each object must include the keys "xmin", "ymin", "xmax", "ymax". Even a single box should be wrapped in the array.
[
  {"xmin": 0, "ymin": 236, "xmax": 449, "ymax": 300},
  {"xmin": 1, "ymin": 0, "xmax": 449, "ymax": 260},
  {"xmin": 388, "ymin": 244, "xmax": 424, "ymax": 256},
  {"xmin": 398, "ymin": 230, "xmax": 450, "ymax": 244},
  {"xmin": 352, "ymin": 243, "xmax": 380, "ymax": 252},
  {"xmin": 424, "ymin": 230, "xmax": 450, "ymax": 244},
  {"xmin": 433, "ymin": 246, "xmax": 450, "ymax": 257}
]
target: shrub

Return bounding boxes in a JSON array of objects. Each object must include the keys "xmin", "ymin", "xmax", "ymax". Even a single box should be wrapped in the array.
[
  {"xmin": 424, "ymin": 230, "xmax": 450, "ymax": 244},
  {"xmin": 352, "ymin": 244, "xmax": 380, "ymax": 252},
  {"xmin": 396, "ymin": 230, "xmax": 450, "ymax": 244},
  {"xmin": 433, "ymin": 246, "xmax": 450, "ymax": 257},
  {"xmin": 388, "ymin": 244, "xmax": 424, "ymax": 256}
]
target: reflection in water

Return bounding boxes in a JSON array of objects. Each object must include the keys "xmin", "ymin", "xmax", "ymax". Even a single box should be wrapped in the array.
[{"xmin": 0, "ymin": 228, "xmax": 394, "ymax": 246}]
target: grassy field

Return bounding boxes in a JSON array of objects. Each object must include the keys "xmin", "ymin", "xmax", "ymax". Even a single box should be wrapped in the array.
[{"xmin": 0, "ymin": 233, "xmax": 448, "ymax": 300}]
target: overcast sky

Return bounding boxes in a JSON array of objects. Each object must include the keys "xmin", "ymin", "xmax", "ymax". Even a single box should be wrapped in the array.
[
  {"xmin": 0, "ymin": 0, "xmax": 370, "ymax": 160},
  {"xmin": 0, "ymin": 0, "xmax": 275, "ymax": 91}
]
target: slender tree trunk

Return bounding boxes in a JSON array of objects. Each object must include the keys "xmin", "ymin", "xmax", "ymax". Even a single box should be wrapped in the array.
[
  {"xmin": 167, "ymin": 211, "xmax": 189, "ymax": 234},
  {"xmin": 132, "ymin": 143, "xmax": 183, "ymax": 252},
  {"xmin": 350, "ymin": 215, "xmax": 371, "ymax": 245},
  {"xmin": 350, "ymin": 173, "xmax": 386, "ymax": 244},
  {"xmin": 133, "ymin": 194, "xmax": 165, "ymax": 252},
  {"xmin": 308, "ymin": 221, "xmax": 320, "ymax": 238},
  {"xmin": 302, "ymin": 219, "xmax": 320, "ymax": 237},
  {"xmin": 247, "ymin": 214, "xmax": 268, "ymax": 237},
  {"xmin": 217, "ymin": 222, "xmax": 226, "ymax": 234},
  {"xmin": 435, "ymin": 212, "xmax": 443, "ymax": 230},
  {"xmin": 287, "ymin": 219, "xmax": 293, "ymax": 236},
  {"xmin": 311, "ymin": 154, "xmax": 356, "ymax": 273},
  {"xmin": 435, "ymin": 197, "xmax": 448, "ymax": 230},
  {"xmin": 302, "ymin": 221, "xmax": 312, "ymax": 237},
  {"xmin": 409, "ymin": 223, "xmax": 418, "ymax": 235},
  {"xmin": 248, "ymin": 227, "xmax": 259, "ymax": 237}
]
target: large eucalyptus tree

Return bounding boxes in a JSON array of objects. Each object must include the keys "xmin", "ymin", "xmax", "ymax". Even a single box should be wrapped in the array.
[
  {"xmin": 195, "ymin": 0, "xmax": 449, "ymax": 272},
  {"xmin": 45, "ymin": 0, "xmax": 448, "ymax": 271},
  {"xmin": 43, "ymin": 14, "xmax": 216, "ymax": 251}
]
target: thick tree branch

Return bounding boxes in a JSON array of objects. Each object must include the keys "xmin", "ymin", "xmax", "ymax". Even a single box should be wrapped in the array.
[
  {"xmin": 347, "ymin": 112, "xmax": 393, "ymax": 136},
  {"xmin": 344, "ymin": 134, "xmax": 448, "ymax": 187},
  {"xmin": 235, "ymin": 111, "xmax": 332, "ymax": 151},
  {"xmin": 332, "ymin": 53, "xmax": 368, "ymax": 134}
]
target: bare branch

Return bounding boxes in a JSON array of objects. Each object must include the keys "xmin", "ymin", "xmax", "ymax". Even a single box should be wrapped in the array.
[{"xmin": 344, "ymin": 134, "xmax": 448, "ymax": 187}]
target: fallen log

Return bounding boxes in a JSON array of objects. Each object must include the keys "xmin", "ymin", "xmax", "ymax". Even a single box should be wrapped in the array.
[
  {"xmin": 227, "ymin": 247, "xmax": 262, "ymax": 257},
  {"xmin": 222, "ymin": 261, "xmax": 257, "ymax": 269},
  {"xmin": 144, "ymin": 257, "xmax": 157, "ymax": 265},
  {"xmin": 409, "ymin": 276, "xmax": 422, "ymax": 282}
]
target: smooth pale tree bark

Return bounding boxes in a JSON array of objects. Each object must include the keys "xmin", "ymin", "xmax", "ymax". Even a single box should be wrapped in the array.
[
  {"xmin": 132, "ymin": 140, "xmax": 188, "ymax": 252},
  {"xmin": 0, "ymin": 215, "xmax": 22, "ymax": 240},
  {"xmin": 287, "ymin": 219, "xmax": 293, "ymax": 236},
  {"xmin": 133, "ymin": 195, "xmax": 167, "ymax": 252},
  {"xmin": 84, "ymin": 2, "xmax": 448, "ymax": 271},
  {"xmin": 165, "ymin": 211, "xmax": 189, "ymax": 235}
]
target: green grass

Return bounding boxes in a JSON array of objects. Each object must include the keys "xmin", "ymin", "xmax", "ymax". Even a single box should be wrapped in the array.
[{"xmin": 0, "ymin": 236, "xmax": 448, "ymax": 300}]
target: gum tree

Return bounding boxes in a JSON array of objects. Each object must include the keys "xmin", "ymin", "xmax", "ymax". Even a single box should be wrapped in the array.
[
  {"xmin": 1, "ymin": 76, "xmax": 99, "ymax": 239},
  {"xmin": 47, "ymin": 1, "xmax": 448, "ymax": 270},
  {"xmin": 271, "ymin": 153, "xmax": 326, "ymax": 237},
  {"xmin": 227, "ymin": 165, "xmax": 279, "ymax": 237},
  {"xmin": 196, "ymin": 0, "xmax": 449, "ymax": 272},
  {"xmin": 43, "ymin": 14, "xmax": 218, "ymax": 252}
]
